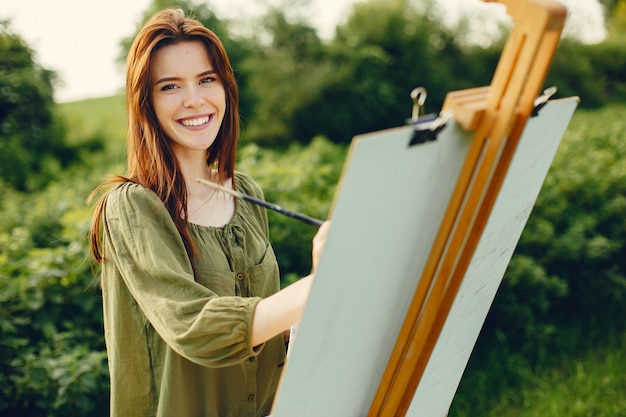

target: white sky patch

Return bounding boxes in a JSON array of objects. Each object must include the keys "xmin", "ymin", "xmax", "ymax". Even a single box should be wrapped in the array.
[{"xmin": 1, "ymin": 0, "xmax": 150, "ymax": 102}]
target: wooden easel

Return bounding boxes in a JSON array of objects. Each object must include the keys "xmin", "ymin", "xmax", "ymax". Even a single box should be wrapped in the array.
[
  {"xmin": 367, "ymin": 1, "xmax": 567, "ymax": 415},
  {"xmin": 269, "ymin": 1, "xmax": 573, "ymax": 416}
]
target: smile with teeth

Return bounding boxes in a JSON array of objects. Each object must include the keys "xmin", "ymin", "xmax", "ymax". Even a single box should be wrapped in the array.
[{"xmin": 180, "ymin": 115, "xmax": 210, "ymax": 127}]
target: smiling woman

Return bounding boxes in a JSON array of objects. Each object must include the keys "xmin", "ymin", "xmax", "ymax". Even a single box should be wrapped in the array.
[
  {"xmin": 87, "ymin": 8, "xmax": 330, "ymax": 417},
  {"xmin": 151, "ymin": 41, "xmax": 226, "ymax": 160},
  {"xmin": 150, "ymin": 40, "xmax": 231, "ymax": 227}
]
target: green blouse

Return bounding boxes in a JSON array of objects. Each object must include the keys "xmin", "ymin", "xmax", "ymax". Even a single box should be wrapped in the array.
[{"xmin": 101, "ymin": 172, "xmax": 285, "ymax": 417}]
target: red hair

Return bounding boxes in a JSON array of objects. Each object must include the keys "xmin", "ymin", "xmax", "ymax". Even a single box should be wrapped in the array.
[{"xmin": 89, "ymin": 7, "xmax": 240, "ymax": 264}]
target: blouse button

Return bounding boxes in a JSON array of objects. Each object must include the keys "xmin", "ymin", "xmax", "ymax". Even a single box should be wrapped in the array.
[
  {"xmin": 248, "ymin": 356, "xmax": 255, "ymax": 362},
  {"xmin": 248, "ymin": 394, "xmax": 255, "ymax": 402},
  {"xmin": 237, "ymin": 273, "xmax": 244, "ymax": 281}
]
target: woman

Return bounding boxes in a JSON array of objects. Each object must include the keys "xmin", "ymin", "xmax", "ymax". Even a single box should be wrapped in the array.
[{"xmin": 89, "ymin": 7, "xmax": 329, "ymax": 417}]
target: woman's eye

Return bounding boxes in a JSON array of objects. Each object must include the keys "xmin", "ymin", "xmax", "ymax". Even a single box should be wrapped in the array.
[
  {"xmin": 160, "ymin": 84, "xmax": 178, "ymax": 91},
  {"xmin": 200, "ymin": 76, "xmax": 216, "ymax": 85}
]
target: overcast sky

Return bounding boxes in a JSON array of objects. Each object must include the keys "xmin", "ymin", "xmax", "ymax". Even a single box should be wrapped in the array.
[{"xmin": 0, "ymin": 0, "xmax": 606, "ymax": 103}]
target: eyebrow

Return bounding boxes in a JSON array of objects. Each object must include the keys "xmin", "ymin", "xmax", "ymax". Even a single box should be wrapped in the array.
[{"xmin": 154, "ymin": 69, "xmax": 217, "ymax": 86}]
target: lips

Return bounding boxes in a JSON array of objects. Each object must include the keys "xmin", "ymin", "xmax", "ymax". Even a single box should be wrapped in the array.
[{"xmin": 179, "ymin": 115, "xmax": 211, "ymax": 127}]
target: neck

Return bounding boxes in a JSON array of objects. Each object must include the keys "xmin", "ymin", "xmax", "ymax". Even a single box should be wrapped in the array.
[{"xmin": 174, "ymin": 150, "xmax": 215, "ymax": 196}]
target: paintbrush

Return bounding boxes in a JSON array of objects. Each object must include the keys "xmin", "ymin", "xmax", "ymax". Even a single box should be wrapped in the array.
[{"xmin": 196, "ymin": 178, "xmax": 324, "ymax": 227}]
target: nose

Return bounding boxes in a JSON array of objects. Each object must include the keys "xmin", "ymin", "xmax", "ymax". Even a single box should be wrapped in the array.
[{"xmin": 182, "ymin": 85, "xmax": 204, "ymax": 108}]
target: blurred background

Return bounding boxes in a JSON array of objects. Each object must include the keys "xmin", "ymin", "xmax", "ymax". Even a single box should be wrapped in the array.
[{"xmin": 1, "ymin": 0, "xmax": 625, "ymax": 416}]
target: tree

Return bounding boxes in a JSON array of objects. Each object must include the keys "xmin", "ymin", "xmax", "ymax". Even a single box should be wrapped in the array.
[
  {"xmin": 599, "ymin": 0, "xmax": 620, "ymax": 15},
  {"xmin": 0, "ymin": 21, "xmax": 73, "ymax": 191},
  {"xmin": 606, "ymin": 0, "xmax": 626, "ymax": 39},
  {"xmin": 241, "ymin": 9, "xmax": 329, "ymax": 146},
  {"xmin": 243, "ymin": 0, "xmax": 476, "ymax": 146},
  {"xmin": 299, "ymin": 0, "xmax": 473, "ymax": 142}
]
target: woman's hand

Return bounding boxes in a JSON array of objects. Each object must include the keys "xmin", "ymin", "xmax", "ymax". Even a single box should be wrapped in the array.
[
  {"xmin": 250, "ymin": 221, "xmax": 331, "ymax": 347},
  {"xmin": 312, "ymin": 221, "xmax": 331, "ymax": 273}
]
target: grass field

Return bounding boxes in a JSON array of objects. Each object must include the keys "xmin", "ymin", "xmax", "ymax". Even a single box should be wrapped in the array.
[
  {"xmin": 57, "ymin": 95, "xmax": 126, "ymax": 145},
  {"xmin": 501, "ymin": 339, "xmax": 626, "ymax": 417},
  {"xmin": 451, "ymin": 330, "xmax": 626, "ymax": 416}
]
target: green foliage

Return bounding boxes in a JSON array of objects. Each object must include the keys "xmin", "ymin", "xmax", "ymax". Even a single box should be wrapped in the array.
[
  {"xmin": 3, "ymin": 0, "xmax": 626, "ymax": 414},
  {"xmin": 238, "ymin": 136, "xmax": 346, "ymax": 282},
  {"xmin": 244, "ymin": 0, "xmax": 477, "ymax": 146},
  {"xmin": 583, "ymin": 40, "xmax": 626, "ymax": 104},
  {"xmin": 0, "ymin": 21, "xmax": 101, "ymax": 192},
  {"xmin": 532, "ymin": 105, "xmax": 626, "ymax": 325},
  {"xmin": 546, "ymin": 39, "xmax": 626, "ymax": 107},
  {"xmin": 600, "ymin": 0, "xmax": 621, "ymax": 14},
  {"xmin": 477, "ymin": 104, "xmax": 626, "ymax": 357},
  {"xmin": 0, "ymin": 21, "xmax": 57, "ymax": 190},
  {"xmin": 488, "ymin": 254, "xmax": 568, "ymax": 354},
  {"xmin": 450, "ymin": 103, "xmax": 626, "ymax": 416},
  {"xmin": 451, "ymin": 331, "xmax": 626, "ymax": 417},
  {"xmin": 241, "ymin": 9, "xmax": 329, "ymax": 146},
  {"xmin": 0, "ymin": 178, "xmax": 109, "ymax": 416},
  {"xmin": 289, "ymin": 43, "xmax": 396, "ymax": 143},
  {"xmin": 607, "ymin": 0, "xmax": 626, "ymax": 39},
  {"xmin": 7, "ymin": 336, "xmax": 108, "ymax": 416},
  {"xmin": 334, "ymin": 0, "xmax": 466, "ymax": 110}
]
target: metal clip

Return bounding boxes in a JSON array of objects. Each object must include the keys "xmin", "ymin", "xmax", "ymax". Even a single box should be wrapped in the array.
[
  {"xmin": 532, "ymin": 86, "xmax": 557, "ymax": 117},
  {"xmin": 407, "ymin": 87, "xmax": 451, "ymax": 146},
  {"xmin": 408, "ymin": 111, "xmax": 452, "ymax": 146},
  {"xmin": 410, "ymin": 87, "xmax": 427, "ymax": 122}
]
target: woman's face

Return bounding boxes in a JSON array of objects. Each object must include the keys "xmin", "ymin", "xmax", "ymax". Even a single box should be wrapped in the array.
[{"xmin": 151, "ymin": 40, "xmax": 226, "ymax": 159}]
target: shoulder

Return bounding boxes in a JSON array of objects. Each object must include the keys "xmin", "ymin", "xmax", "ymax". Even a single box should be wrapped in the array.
[
  {"xmin": 107, "ymin": 181, "xmax": 160, "ymax": 205},
  {"xmin": 234, "ymin": 171, "xmax": 265, "ymax": 200},
  {"xmin": 104, "ymin": 182, "xmax": 165, "ymax": 217}
]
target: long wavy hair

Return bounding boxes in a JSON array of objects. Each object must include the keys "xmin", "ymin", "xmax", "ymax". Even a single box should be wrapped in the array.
[{"xmin": 89, "ymin": 7, "xmax": 240, "ymax": 264}]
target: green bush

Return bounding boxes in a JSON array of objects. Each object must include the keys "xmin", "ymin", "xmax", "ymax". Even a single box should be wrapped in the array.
[
  {"xmin": 238, "ymin": 136, "xmax": 346, "ymax": 283},
  {"xmin": 493, "ymin": 105, "xmax": 626, "ymax": 348},
  {"xmin": 0, "ymin": 179, "xmax": 108, "ymax": 416},
  {"xmin": 547, "ymin": 40, "xmax": 626, "ymax": 108},
  {"xmin": 7, "ymin": 335, "xmax": 108, "ymax": 416},
  {"xmin": 451, "ymin": 103, "xmax": 626, "ymax": 416}
]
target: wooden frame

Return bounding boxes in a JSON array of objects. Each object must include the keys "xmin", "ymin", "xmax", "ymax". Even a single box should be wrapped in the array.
[{"xmin": 367, "ymin": 1, "xmax": 567, "ymax": 415}]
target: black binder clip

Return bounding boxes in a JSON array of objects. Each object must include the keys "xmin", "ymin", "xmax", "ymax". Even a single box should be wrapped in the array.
[
  {"xmin": 407, "ymin": 87, "xmax": 451, "ymax": 146},
  {"xmin": 532, "ymin": 86, "xmax": 557, "ymax": 117}
]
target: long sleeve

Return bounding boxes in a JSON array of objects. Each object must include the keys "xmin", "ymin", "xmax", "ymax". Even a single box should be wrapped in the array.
[
  {"xmin": 102, "ymin": 175, "xmax": 285, "ymax": 417},
  {"xmin": 102, "ymin": 182, "xmax": 262, "ymax": 367}
]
